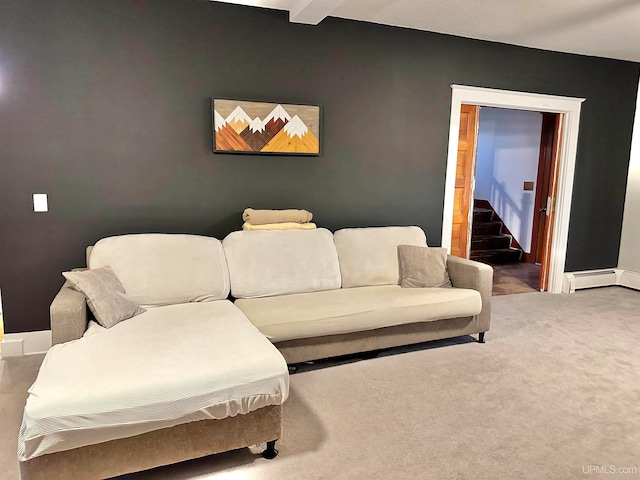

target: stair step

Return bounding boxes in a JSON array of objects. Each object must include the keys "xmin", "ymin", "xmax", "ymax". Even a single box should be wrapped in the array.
[
  {"xmin": 472, "ymin": 208, "xmax": 493, "ymax": 223},
  {"xmin": 472, "ymin": 221, "xmax": 503, "ymax": 235},
  {"xmin": 471, "ymin": 234, "xmax": 512, "ymax": 251},
  {"xmin": 470, "ymin": 248, "xmax": 522, "ymax": 264}
]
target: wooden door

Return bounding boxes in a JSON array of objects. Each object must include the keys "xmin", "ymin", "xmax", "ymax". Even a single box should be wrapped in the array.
[
  {"xmin": 539, "ymin": 113, "xmax": 563, "ymax": 291},
  {"xmin": 529, "ymin": 113, "xmax": 557, "ymax": 264},
  {"xmin": 450, "ymin": 104, "xmax": 479, "ymax": 258}
]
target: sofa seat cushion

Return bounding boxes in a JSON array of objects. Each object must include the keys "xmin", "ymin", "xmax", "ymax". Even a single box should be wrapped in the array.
[
  {"xmin": 334, "ymin": 226, "xmax": 428, "ymax": 288},
  {"xmin": 89, "ymin": 234, "xmax": 230, "ymax": 306},
  {"xmin": 223, "ymin": 228, "xmax": 342, "ymax": 299},
  {"xmin": 18, "ymin": 301, "xmax": 289, "ymax": 461},
  {"xmin": 235, "ymin": 285, "xmax": 481, "ymax": 343}
]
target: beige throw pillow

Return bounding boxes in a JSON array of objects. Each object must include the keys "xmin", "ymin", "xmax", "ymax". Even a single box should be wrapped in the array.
[
  {"xmin": 398, "ymin": 245, "xmax": 452, "ymax": 288},
  {"xmin": 62, "ymin": 266, "xmax": 146, "ymax": 328}
]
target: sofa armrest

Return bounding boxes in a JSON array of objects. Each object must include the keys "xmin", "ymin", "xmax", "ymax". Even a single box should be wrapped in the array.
[
  {"xmin": 50, "ymin": 280, "xmax": 88, "ymax": 346},
  {"xmin": 446, "ymin": 256, "xmax": 493, "ymax": 333}
]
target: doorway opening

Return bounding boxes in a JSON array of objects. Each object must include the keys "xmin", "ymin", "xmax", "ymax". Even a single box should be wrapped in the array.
[
  {"xmin": 442, "ymin": 86, "xmax": 585, "ymax": 294},
  {"xmin": 470, "ymin": 107, "xmax": 561, "ymax": 295}
]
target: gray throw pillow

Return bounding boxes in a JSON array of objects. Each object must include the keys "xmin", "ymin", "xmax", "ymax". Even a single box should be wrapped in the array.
[
  {"xmin": 398, "ymin": 245, "xmax": 452, "ymax": 288},
  {"xmin": 62, "ymin": 266, "xmax": 145, "ymax": 328}
]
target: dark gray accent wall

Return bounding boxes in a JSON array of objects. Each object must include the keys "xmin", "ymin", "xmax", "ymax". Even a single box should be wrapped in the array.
[{"xmin": 0, "ymin": 0, "xmax": 638, "ymax": 333}]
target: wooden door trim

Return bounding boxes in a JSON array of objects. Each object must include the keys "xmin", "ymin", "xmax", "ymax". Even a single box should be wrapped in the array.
[
  {"xmin": 450, "ymin": 104, "xmax": 479, "ymax": 259},
  {"xmin": 539, "ymin": 114, "xmax": 564, "ymax": 291},
  {"xmin": 527, "ymin": 113, "xmax": 558, "ymax": 264},
  {"xmin": 443, "ymin": 85, "xmax": 585, "ymax": 293}
]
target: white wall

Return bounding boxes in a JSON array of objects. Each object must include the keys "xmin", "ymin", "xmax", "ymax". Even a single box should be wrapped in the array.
[
  {"xmin": 474, "ymin": 108, "xmax": 543, "ymax": 252},
  {"xmin": 618, "ymin": 79, "xmax": 640, "ymax": 272}
]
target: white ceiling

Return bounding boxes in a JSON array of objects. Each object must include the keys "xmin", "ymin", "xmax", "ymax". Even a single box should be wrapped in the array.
[{"xmin": 212, "ymin": 0, "xmax": 640, "ymax": 63}]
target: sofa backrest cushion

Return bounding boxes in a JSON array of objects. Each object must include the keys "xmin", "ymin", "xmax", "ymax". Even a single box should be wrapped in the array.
[
  {"xmin": 223, "ymin": 228, "xmax": 341, "ymax": 299},
  {"xmin": 334, "ymin": 226, "xmax": 428, "ymax": 288},
  {"xmin": 89, "ymin": 234, "xmax": 230, "ymax": 306}
]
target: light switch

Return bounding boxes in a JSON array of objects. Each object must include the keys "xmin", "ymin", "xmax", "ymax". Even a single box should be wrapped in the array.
[{"xmin": 33, "ymin": 193, "xmax": 48, "ymax": 212}]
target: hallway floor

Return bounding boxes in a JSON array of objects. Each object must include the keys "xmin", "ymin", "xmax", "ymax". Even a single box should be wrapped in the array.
[{"xmin": 490, "ymin": 262, "xmax": 541, "ymax": 296}]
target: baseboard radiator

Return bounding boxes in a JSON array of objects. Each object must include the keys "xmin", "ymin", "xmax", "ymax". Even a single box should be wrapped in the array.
[{"xmin": 563, "ymin": 268, "xmax": 640, "ymax": 293}]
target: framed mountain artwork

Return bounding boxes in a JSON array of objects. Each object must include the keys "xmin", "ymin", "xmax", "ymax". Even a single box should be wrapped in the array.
[{"xmin": 212, "ymin": 99, "xmax": 321, "ymax": 155}]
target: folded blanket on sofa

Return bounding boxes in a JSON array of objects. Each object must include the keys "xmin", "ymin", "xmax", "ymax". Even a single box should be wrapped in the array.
[
  {"xmin": 243, "ymin": 222, "xmax": 317, "ymax": 231},
  {"xmin": 242, "ymin": 208, "xmax": 313, "ymax": 225}
]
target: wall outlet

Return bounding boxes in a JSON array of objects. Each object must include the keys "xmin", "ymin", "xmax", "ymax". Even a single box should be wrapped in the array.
[{"xmin": 33, "ymin": 193, "xmax": 48, "ymax": 212}]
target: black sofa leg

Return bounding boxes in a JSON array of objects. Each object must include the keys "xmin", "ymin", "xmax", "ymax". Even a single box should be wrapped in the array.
[
  {"xmin": 478, "ymin": 332, "xmax": 485, "ymax": 343},
  {"xmin": 262, "ymin": 440, "xmax": 278, "ymax": 459}
]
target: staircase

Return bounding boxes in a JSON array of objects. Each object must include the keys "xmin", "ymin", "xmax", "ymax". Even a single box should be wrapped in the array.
[{"xmin": 470, "ymin": 201, "xmax": 523, "ymax": 264}]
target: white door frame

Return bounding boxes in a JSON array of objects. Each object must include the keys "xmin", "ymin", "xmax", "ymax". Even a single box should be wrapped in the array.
[{"xmin": 442, "ymin": 85, "xmax": 585, "ymax": 293}]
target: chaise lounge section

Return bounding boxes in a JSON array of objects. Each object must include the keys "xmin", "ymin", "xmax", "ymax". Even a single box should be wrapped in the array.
[{"xmin": 19, "ymin": 234, "xmax": 288, "ymax": 480}]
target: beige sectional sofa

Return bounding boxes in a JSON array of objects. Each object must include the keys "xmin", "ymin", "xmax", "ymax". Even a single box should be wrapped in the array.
[
  {"xmin": 224, "ymin": 226, "xmax": 492, "ymax": 364},
  {"xmin": 19, "ymin": 226, "xmax": 492, "ymax": 479}
]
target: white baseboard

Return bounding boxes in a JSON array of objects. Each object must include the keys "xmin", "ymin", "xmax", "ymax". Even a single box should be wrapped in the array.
[
  {"xmin": 1, "ymin": 330, "xmax": 51, "ymax": 357},
  {"xmin": 562, "ymin": 268, "xmax": 640, "ymax": 293},
  {"xmin": 619, "ymin": 269, "xmax": 640, "ymax": 290}
]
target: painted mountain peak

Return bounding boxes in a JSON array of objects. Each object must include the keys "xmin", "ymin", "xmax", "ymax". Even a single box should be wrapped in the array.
[
  {"xmin": 225, "ymin": 106, "xmax": 252, "ymax": 134},
  {"xmin": 213, "ymin": 99, "xmax": 320, "ymax": 155},
  {"xmin": 262, "ymin": 114, "xmax": 319, "ymax": 153},
  {"xmin": 213, "ymin": 110, "xmax": 227, "ymax": 132},
  {"xmin": 240, "ymin": 116, "xmax": 271, "ymax": 151},
  {"xmin": 249, "ymin": 116, "xmax": 266, "ymax": 133},
  {"xmin": 284, "ymin": 115, "xmax": 309, "ymax": 138},
  {"xmin": 215, "ymin": 123, "xmax": 252, "ymax": 151},
  {"xmin": 264, "ymin": 104, "xmax": 292, "ymax": 124},
  {"xmin": 225, "ymin": 106, "xmax": 252, "ymax": 124}
]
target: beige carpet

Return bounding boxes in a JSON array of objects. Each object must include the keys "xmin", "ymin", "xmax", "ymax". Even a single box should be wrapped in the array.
[{"xmin": 1, "ymin": 287, "xmax": 639, "ymax": 480}]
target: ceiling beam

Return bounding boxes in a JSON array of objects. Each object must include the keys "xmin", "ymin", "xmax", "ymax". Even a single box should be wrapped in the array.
[{"xmin": 289, "ymin": 0, "xmax": 347, "ymax": 25}]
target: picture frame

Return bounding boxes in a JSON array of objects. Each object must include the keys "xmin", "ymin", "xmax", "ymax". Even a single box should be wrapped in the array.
[{"xmin": 212, "ymin": 98, "xmax": 321, "ymax": 156}]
